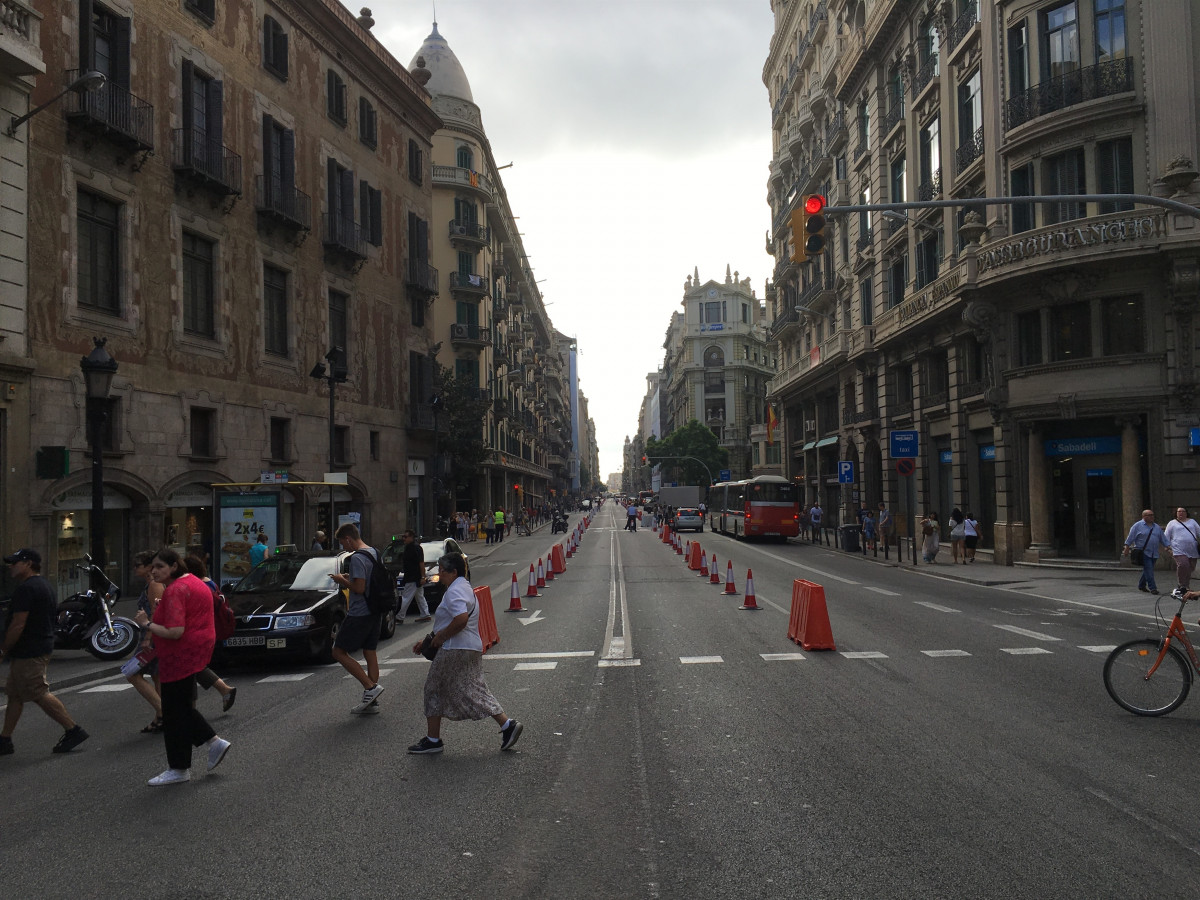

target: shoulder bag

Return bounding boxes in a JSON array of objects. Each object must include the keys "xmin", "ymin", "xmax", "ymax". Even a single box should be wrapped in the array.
[{"xmin": 1130, "ymin": 528, "xmax": 1152, "ymax": 567}]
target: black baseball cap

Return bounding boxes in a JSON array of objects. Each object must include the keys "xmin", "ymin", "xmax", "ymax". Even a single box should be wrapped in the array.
[{"xmin": 4, "ymin": 548, "xmax": 41, "ymax": 565}]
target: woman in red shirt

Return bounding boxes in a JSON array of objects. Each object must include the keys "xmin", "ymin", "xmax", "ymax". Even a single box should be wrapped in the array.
[{"xmin": 134, "ymin": 548, "xmax": 231, "ymax": 786}]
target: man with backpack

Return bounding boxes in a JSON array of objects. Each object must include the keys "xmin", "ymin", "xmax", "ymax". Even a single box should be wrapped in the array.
[{"xmin": 330, "ymin": 523, "xmax": 388, "ymax": 713}]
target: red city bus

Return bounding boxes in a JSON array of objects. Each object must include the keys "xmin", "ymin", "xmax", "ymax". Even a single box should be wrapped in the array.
[{"xmin": 709, "ymin": 476, "xmax": 800, "ymax": 540}]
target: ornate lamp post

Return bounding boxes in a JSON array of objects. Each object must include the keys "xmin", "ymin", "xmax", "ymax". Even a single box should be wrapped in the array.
[{"xmin": 79, "ymin": 337, "xmax": 117, "ymax": 576}]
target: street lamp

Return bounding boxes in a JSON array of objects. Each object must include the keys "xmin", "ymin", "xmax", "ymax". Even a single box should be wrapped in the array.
[
  {"xmin": 7, "ymin": 70, "xmax": 106, "ymax": 137},
  {"xmin": 80, "ymin": 337, "xmax": 117, "ymax": 580},
  {"xmin": 310, "ymin": 346, "xmax": 347, "ymax": 539}
]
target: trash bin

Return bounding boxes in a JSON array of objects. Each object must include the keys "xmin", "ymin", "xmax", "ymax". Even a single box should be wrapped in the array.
[{"xmin": 839, "ymin": 524, "xmax": 861, "ymax": 553}]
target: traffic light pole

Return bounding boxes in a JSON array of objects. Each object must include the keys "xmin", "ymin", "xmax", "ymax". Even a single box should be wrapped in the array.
[
  {"xmin": 823, "ymin": 192, "xmax": 1200, "ymax": 220},
  {"xmin": 644, "ymin": 456, "xmax": 715, "ymax": 488}
]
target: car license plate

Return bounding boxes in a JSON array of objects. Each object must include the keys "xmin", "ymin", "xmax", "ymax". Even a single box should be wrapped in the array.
[
  {"xmin": 224, "ymin": 636, "xmax": 265, "ymax": 647},
  {"xmin": 267, "ymin": 638, "xmax": 287, "ymax": 649}
]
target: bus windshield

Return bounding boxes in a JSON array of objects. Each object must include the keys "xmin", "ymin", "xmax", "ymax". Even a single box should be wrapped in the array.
[{"xmin": 747, "ymin": 482, "xmax": 796, "ymax": 503}]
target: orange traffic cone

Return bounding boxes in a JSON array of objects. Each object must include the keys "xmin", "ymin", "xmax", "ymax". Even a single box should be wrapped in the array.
[
  {"xmin": 505, "ymin": 573, "xmax": 525, "ymax": 612},
  {"xmin": 536, "ymin": 557, "xmax": 546, "ymax": 588},
  {"xmin": 710, "ymin": 556, "xmax": 722, "ymax": 584},
  {"xmin": 675, "ymin": 534, "xmax": 683, "ymax": 555},
  {"xmin": 545, "ymin": 554, "xmax": 555, "ymax": 581},
  {"xmin": 698, "ymin": 550, "xmax": 709, "ymax": 578},
  {"xmin": 740, "ymin": 569, "xmax": 759, "ymax": 609},
  {"xmin": 526, "ymin": 564, "xmax": 540, "ymax": 598},
  {"xmin": 723, "ymin": 559, "xmax": 738, "ymax": 594}
]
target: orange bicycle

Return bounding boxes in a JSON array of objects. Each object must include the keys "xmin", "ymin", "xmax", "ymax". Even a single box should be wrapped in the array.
[{"xmin": 1104, "ymin": 589, "xmax": 1198, "ymax": 716}]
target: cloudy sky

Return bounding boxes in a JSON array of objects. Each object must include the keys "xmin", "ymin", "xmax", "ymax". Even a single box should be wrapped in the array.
[{"xmin": 366, "ymin": 0, "xmax": 776, "ymax": 481}]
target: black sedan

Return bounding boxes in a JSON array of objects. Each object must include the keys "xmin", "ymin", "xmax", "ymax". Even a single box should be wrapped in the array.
[{"xmin": 217, "ymin": 551, "xmax": 397, "ymax": 663}]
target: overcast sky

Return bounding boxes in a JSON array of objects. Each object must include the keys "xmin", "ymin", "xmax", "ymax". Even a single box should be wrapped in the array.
[{"xmin": 366, "ymin": 0, "xmax": 776, "ymax": 481}]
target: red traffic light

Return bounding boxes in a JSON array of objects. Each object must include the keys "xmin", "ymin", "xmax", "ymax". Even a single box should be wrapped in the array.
[
  {"xmin": 804, "ymin": 194, "xmax": 826, "ymax": 215},
  {"xmin": 513, "ymin": 483, "xmax": 521, "ymax": 491}
]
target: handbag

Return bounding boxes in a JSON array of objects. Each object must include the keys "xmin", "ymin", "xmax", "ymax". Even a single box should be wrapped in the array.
[
  {"xmin": 419, "ymin": 632, "xmax": 439, "ymax": 661},
  {"xmin": 1130, "ymin": 528, "xmax": 1153, "ymax": 567}
]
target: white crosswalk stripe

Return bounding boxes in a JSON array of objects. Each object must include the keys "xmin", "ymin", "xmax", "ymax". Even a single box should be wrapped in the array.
[
  {"xmin": 80, "ymin": 683, "xmax": 133, "ymax": 693},
  {"xmin": 514, "ymin": 661, "xmax": 558, "ymax": 671},
  {"xmin": 761, "ymin": 652, "xmax": 806, "ymax": 661},
  {"xmin": 1079, "ymin": 645, "xmax": 1118, "ymax": 653},
  {"xmin": 993, "ymin": 624, "xmax": 1061, "ymax": 641},
  {"xmin": 1001, "ymin": 647, "xmax": 1053, "ymax": 655},
  {"xmin": 680, "ymin": 656, "xmax": 723, "ymax": 664},
  {"xmin": 922, "ymin": 649, "xmax": 972, "ymax": 658},
  {"xmin": 259, "ymin": 673, "xmax": 314, "ymax": 683},
  {"xmin": 840, "ymin": 651, "xmax": 888, "ymax": 659}
]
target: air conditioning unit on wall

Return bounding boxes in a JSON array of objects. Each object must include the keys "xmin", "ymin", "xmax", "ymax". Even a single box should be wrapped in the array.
[{"xmin": 451, "ymin": 324, "xmax": 470, "ymax": 339}]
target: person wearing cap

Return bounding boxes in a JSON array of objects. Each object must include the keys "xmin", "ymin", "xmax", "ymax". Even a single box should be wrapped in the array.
[{"xmin": 0, "ymin": 548, "xmax": 89, "ymax": 756}]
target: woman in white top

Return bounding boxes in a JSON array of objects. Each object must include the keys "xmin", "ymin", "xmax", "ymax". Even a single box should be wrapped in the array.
[
  {"xmin": 1164, "ymin": 507, "xmax": 1200, "ymax": 591},
  {"xmin": 963, "ymin": 512, "xmax": 980, "ymax": 563},
  {"xmin": 407, "ymin": 553, "xmax": 522, "ymax": 755}
]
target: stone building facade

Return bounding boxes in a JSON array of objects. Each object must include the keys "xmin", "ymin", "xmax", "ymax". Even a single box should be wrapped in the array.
[
  {"xmin": 25, "ymin": 0, "xmax": 441, "ymax": 594},
  {"xmin": 764, "ymin": 0, "xmax": 1200, "ymax": 562}
]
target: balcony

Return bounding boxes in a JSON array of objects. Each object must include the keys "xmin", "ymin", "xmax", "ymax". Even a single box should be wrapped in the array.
[
  {"xmin": 947, "ymin": 0, "xmax": 978, "ymax": 54},
  {"xmin": 768, "ymin": 307, "xmax": 800, "ymax": 341},
  {"xmin": 826, "ymin": 108, "xmax": 848, "ymax": 153},
  {"xmin": 882, "ymin": 95, "xmax": 905, "ymax": 137},
  {"xmin": 913, "ymin": 55, "xmax": 938, "ymax": 97},
  {"xmin": 955, "ymin": 127, "xmax": 984, "ymax": 175},
  {"xmin": 408, "ymin": 404, "xmax": 449, "ymax": 433},
  {"xmin": 917, "ymin": 170, "xmax": 942, "ymax": 202},
  {"xmin": 64, "ymin": 70, "xmax": 154, "ymax": 154},
  {"xmin": 173, "ymin": 127, "xmax": 242, "ymax": 197},
  {"xmin": 508, "ymin": 289, "xmax": 525, "ymax": 309},
  {"xmin": 255, "ymin": 176, "xmax": 310, "ymax": 232},
  {"xmin": 0, "ymin": 0, "xmax": 42, "ymax": 75},
  {"xmin": 321, "ymin": 214, "xmax": 366, "ymax": 261},
  {"xmin": 432, "ymin": 164, "xmax": 492, "ymax": 197},
  {"xmin": 448, "ymin": 218, "xmax": 489, "ymax": 248},
  {"xmin": 449, "ymin": 322, "xmax": 490, "ymax": 350},
  {"xmin": 789, "ymin": 99, "xmax": 814, "ymax": 144},
  {"xmin": 841, "ymin": 408, "xmax": 878, "ymax": 426},
  {"xmin": 1005, "ymin": 58, "xmax": 1134, "ymax": 132},
  {"xmin": 449, "ymin": 271, "xmax": 488, "ymax": 300},
  {"xmin": 405, "ymin": 260, "xmax": 439, "ymax": 297}
]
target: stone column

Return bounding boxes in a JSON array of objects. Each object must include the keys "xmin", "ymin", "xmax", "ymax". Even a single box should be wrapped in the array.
[
  {"xmin": 1119, "ymin": 417, "xmax": 1142, "ymax": 529},
  {"xmin": 1027, "ymin": 425, "xmax": 1054, "ymax": 557}
]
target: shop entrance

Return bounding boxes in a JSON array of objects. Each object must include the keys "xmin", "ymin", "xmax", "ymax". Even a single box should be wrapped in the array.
[{"xmin": 1049, "ymin": 457, "xmax": 1118, "ymax": 556}]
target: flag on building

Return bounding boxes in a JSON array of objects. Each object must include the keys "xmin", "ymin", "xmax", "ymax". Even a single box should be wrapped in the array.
[{"xmin": 767, "ymin": 405, "xmax": 777, "ymax": 445}]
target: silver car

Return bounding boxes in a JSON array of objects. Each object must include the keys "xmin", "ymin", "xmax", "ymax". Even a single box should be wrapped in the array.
[{"xmin": 674, "ymin": 508, "xmax": 704, "ymax": 532}]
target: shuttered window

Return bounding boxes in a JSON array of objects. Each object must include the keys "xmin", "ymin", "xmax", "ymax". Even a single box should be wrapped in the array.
[{"xmin": 263, "ymin": 15, "xmax": 288, "ymax": 79}]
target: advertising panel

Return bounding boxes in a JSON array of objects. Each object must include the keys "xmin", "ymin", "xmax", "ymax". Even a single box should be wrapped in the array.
[{"xmin": 217, "ymin": 492, "xmax": 279, "ymax": 583}]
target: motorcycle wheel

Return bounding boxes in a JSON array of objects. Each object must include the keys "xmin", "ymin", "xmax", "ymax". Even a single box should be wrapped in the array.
[{"xmin": 87, "ymin": 620, "xmax": 139, "ymax": 660}]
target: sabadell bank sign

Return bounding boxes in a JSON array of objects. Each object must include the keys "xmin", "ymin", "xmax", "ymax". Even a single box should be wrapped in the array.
[{"xmin": 977, "ymin": 213, "xmax": 1167, "ymax": 274}]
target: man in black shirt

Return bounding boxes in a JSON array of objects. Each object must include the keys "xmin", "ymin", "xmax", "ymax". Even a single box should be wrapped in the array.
[
  {"xmin": 397, "ymin": 530, "xmax": 430, "ymax": 625},
  {"xmin": 0, "ymin": 548, "xmax": 88, "ymax": 755}
]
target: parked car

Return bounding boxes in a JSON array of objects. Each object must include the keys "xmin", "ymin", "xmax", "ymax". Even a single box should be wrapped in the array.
[
  {"xmin": 380, "ymin": 537, "xmax": 470, "ymax": 615},
  {"xmin": 217, "ymin": 551, "xmax": 396, "ymax": 664},
  {"xmin": 674, "ymin": 508, "xmax": 704, "ymax": 533}
]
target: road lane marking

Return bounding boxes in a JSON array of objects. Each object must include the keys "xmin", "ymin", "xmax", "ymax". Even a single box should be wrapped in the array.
[
  {"xmin": 258, "ymin": 673, "xmax": 313, "ymax": 683},
  {"xmin": 517, "ymin": 610, "xmax": 545, "ymax": 625},
  {"xmin": 922, "ymin": 649, "xmax": 972, "ymax": 658},
  {"xmin": 992, "ymin": 624, "xmax": 1062, "ymax": 641},
  {"xmin": 761, "ymin": 652, "xmax": 806, "ymax": 661},
  {"xmin": 915, "ymin": 601, "xmax": 961, "ymax": 613},
  {"xmin": 1085, "ymin": 788, "xmax": 1200, "ymax": 859},
  {"xmin": 1079, "ymin": 645, "xmax": 1118, "ymax": 653},
  {"xmin": 731, "ymin": 543, "xmax": 860, "ymax": 585},
  {"xmin": 865, "ymin": 587, "xmax": 901, "ymax": 596},
  {"xmin": 680, "ymin": 656, "xmax": 723, "ymax": 664},
  {"xmin": 1001, "ymin": 647, "xmax": 1053, "ymax": 655},
  {"xmin": 514, "ymin": 661, "xmax": 557, "ymax": 671},
  {"xmin": 598, "ymin": 658, "xmax": 641, "ymax": 667},
  {"xmin": 80, "ymin": 684, "xmax": 133, "ymax": 692},
  {"xmin": 600, "ymin": 531, "xmax": 636, "ymax": 665},
  {"xmin": 840, "ymin": 651, "xmax": 888, "ymax": 659}
]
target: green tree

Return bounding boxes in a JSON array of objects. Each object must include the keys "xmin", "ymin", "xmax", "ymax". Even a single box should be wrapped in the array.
[
  {"xmin": 436, "ymin": 364, "xmax": 492, "ymax": 499},
  {"xmin": 645, "ymin": 419, "xmax": 728, "ymax": 486}
]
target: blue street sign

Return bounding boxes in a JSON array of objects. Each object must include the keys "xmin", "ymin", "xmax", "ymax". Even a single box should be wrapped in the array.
[
  {"xmin": 718, "ymin": 469, "xmax": 731, "ymax": 482},
  {"xmin": 890, "ymin": 430, "xmax": 919, "ymax": 458},
  {"xmin": 837, "ymin": 461, "xmax": 854, "ymax": 483}
]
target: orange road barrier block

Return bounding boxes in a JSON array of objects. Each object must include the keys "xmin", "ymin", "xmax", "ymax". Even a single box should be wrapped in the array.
[
  {"xmin": 505, "ymin": 573, "xmax": 525, "ymax": 612},
  {"xmin": 550, "ymin": 543, "xmax": 566, "ymax": 574},
  {"xmin": 687, "ymin": 541, "xmax": 702, "ymax": 571},
  {"xmin": 526, "ymin": 564, "xmax": 541, "ymax": 598},
  {"xmin": 699, "ymin": 550, "xmax": 709, "ymax": 578},
  {"xmin": 537, "ymin": 558, "xmax": 547, "ymax": 588},
  {"xmin": 723, "ymin": 560, "xmax": 738, "ymax": 594},
  {"xmin": 474, "ymin": 585, "xmax": 500, "ymax": 653},
  {"xmin": 787, "ymin": 579, "xmax": 836, "ymax": 649},
  {"xmin": 709, "ymin": 557, "xmax": 722, "ymax": 584},
  {"xmin": 740, "ymin": 569, "xmax": 759, "ymax": 610}
]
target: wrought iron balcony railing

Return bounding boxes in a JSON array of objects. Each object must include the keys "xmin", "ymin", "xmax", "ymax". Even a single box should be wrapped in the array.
[
  {"xmin": 321, "ymin": 214, "xmax": 366, "ymax": 259},
  {"xmin": 955, "ymin": 127, "xmax": 984, "ymax": 174},
  {"xmin": 1005, "ymin": 57, "xmax": 1134, "ymax": 131},
  {"xmin": 255, "ymin": 176, "xmax": 310, "ymax": 230},
  {"xmin": 64, "ymin": 69, "xmax": 154, "ymax": 152},
  {"xmin": 172, "ymin": 127, "xmax": 242, "ymax": 195}
]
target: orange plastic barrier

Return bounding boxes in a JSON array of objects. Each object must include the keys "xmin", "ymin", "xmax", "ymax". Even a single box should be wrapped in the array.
[
  {"xmin": 551, "ymin": 543, "xmax": 567, "ymax": 573},
  {"xmin": 475, "ymin": 585, "xmax": 500, "ymax": 652},
  {"xmin": 787, "ymin": 579, "xmax": 836, "ymax": 650},
  {"xmin": 505, "ymin": 572, "xmax": 525, "ymax": 612},
  {"xmin": 687, "ymin": 541, "xmax": 702, "ymax": 570}
]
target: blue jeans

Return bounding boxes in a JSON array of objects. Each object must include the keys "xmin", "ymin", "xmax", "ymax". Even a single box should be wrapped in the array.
[{"xmin": 1139, "ymin": 554, "xmax": 1158, "ymax": 592}]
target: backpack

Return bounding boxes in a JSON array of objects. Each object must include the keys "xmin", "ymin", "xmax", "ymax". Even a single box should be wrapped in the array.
[
  {"xmin": 205, "ymin": 578, "xmax": 236, "ymax": 642},
  {"xmin": 353, "ymin": 548, "xmax": 397, "ymax": 615}
]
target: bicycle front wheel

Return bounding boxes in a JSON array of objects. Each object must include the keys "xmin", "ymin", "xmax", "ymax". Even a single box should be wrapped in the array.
[{"xmin": 1103, "ymin": 639, "xmax": 1192, "ymax": 716}]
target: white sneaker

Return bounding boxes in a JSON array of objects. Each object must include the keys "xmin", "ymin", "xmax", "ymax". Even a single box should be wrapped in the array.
[
  {"xmin": 148, "ymin": 768, "xmax": 191, "ymax": 786},
  {"xmin": 353, "ymin": 684, "xmax": 384, "ymax": 713},
  {"xmin": 207, "ymin": 737, "xmax": 231, "ymax": 771}
]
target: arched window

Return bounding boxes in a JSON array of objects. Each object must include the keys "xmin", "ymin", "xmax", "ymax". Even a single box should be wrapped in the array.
[
  {"xmin": 704, "ymin": 346, "xmax": 725, "ymax": 368},
  {"xmin": 456, "ymin": 145, "xmax": 474, "ymax": 169}
]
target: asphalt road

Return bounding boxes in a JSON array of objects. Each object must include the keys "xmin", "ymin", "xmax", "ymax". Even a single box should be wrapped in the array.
[{"xmin": 2, "ymin": 504, "xmax": 1199, "ymax": 899}]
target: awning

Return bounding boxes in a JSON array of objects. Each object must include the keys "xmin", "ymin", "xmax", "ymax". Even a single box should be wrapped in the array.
[
  {"xmin": 802, "ymin": 441, "xmax": 816, "ymax": 451},
  {"xmin": 815, "ymin": 436, "xmax": 839, "ymax": 448}
]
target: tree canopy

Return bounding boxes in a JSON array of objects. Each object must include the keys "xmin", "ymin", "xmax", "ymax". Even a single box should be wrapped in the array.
[{"xmin": 645, "ymin": 420, "xmax": 728, "ymax": 486}]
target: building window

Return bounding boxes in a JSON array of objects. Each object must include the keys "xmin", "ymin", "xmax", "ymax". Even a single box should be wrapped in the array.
[
  {"xmin": 919, "ymin": 117, "xmax": 940, "ymax": 192},
  {"xmin": 77, "ymin": 188, "xmax": 121, "ymax": 315},
  {"xmin": 1044, "ymin": 148, "xmax": 1086, "ymax": 223},
  {"xmin": 891, "ymin": 365, "xmax": 913, "ymax": 406},
  {"xmin": 333, "ymin": 426, "xmax": 349, "ymax": 466},
  {"xmin": 184, "ymin": 0, "xmax": 215, "ymax": 25},
  {"xmin": 369, "ymin": 430, "xmax": 380, "ymax": 461},
  {"xmin": 327, "ymin": 158, "xmax": 356, "ymax": 238},
  {"xmin": 890, "ymin": 155, "xmax": 906, "ymax": 204},
  {"xmin": 860, "ymin": 276, "xmax": 874, "ymax": 326},
  {"xmin": 1042, "ymin": 2, "xmax": 1080, "ymax": 80},
  {"xmin": 456, "ymin": 145, "xmax": 474, "ymax": 169},
  {"xmin": 1097, "ymin": 137, "xmax": 1134, "ymax": 213},
  {"xmin": 82, "ymin": 3, "xmax": 131, "ymax": 91},
  {"xmin": 918, "ymin": 16, "xmax": 939, "ymax": 75},
  {"xmin": 455, "ymin": 300, "xmax": 478, "ymax": 326},
  {"xmin": 262, "ymin": 114, "xmax": 297, "ymax": 213},
  {"xmin": 1095, "ymin": 0, "xmax": 1126, "ymax": 62},
  {"xmin": 1102, "ymin": 296, "xmax": 1144, "ymax": 355},
  {"xmin": 411, "ymin": 298, "xmax": 425, "ymax": 328},
  {"xmin": 1010, "ymin": 163, "xmax": 1035, "ymax": 233},
  {"xmin": 263, "ymin": 14, "xmax": 288, "ymax": 79},
  {"xmin": 887, "ymin": 255, "xmax": 907, "ymax": 308},
  {"xmin": 857, "ymin": 100, "xmax": 870, "ymax": 150},
  {"xmin": 263, "ymin": 264, "xmax": 289, "ymax": 357},
  {"xmin": 456, "ymin": 250, "xmax": 474, "ymax": 276},
  {"xmin": 1049, "ymin": 301, "xmax": 1091, "ymax": 361},
  {"xmin": 1016, "ymin": 310, "xmax": 1043, "ymax": 366},
  {"xmin": 269, "ymin": 417, "xmax": 290, "ymax": 462},
  {"xmin": 702, "ymin": 301, "xmax": 724, "ymax": 324},
  {"xmin": 329, "ymin": 289, "xmax": 348, "ymax": 356},
  {"xmin": 190, "ymin": 407, "xmax": 216, "ymax": 458},
  {"xmin": 741, "ymin": 303, "xmax": 749, "ymax": 324},
  {"xmin": 915, "ymin": 230, "xmax": 941, "ymax": 290},
  {"xmin": 408, "ymin": 139, "xmax": 424, "ymax": 185},
  {"xmin": 358, "ymin": 97, "xmax": 377, "ymax": 149},
  {"xmin": 1008, "ymin": 19, "xmax": 1029, "ymax": 96},
  {"xmin": 455, "ymin": 358, "xmax": 479, "ymax": 386},
  {"xmin": 182, "ymin": 231, "xmax": 216, "ymax": 338},
  {"xmin": 359, "ymin": 180, "xmax": 382, "ymax": 246},
  {"xmin": 857, "ymin": 186, "xmax": 872, "ymax": 245},
  {"xmin": 181, "ymin": 61, "xmax": 224, "ymax": 164},
  {"xmin": 326, "ymin": 69, "xmax": 347, "ymax": 125},
  {"xmin": 957, "ymin": 69, "xmax": 982, "ymax": 146}
]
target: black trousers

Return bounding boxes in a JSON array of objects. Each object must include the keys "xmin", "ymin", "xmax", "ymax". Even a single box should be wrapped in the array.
[{"xmin": 161, "ymin": 674, "xmax": 216, "ymax": 770}]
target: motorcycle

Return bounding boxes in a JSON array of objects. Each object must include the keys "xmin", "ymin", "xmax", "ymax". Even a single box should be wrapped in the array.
[
  {"xmin": 56, "ymin": 558, "xmax": 140, "ymax": 661},
  {"xmin": 551, "ymin": 515, "xmax": 569, "ymax": 535}
]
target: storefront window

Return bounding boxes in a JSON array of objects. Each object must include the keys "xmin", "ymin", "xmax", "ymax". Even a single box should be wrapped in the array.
[
  {"xmin": 53, "ymin": 487, "xmax": 131, "ymax": 598},
  {"xmin": 1102, "ymin": 296, "xmax": 1144, "ymax": 355}
]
